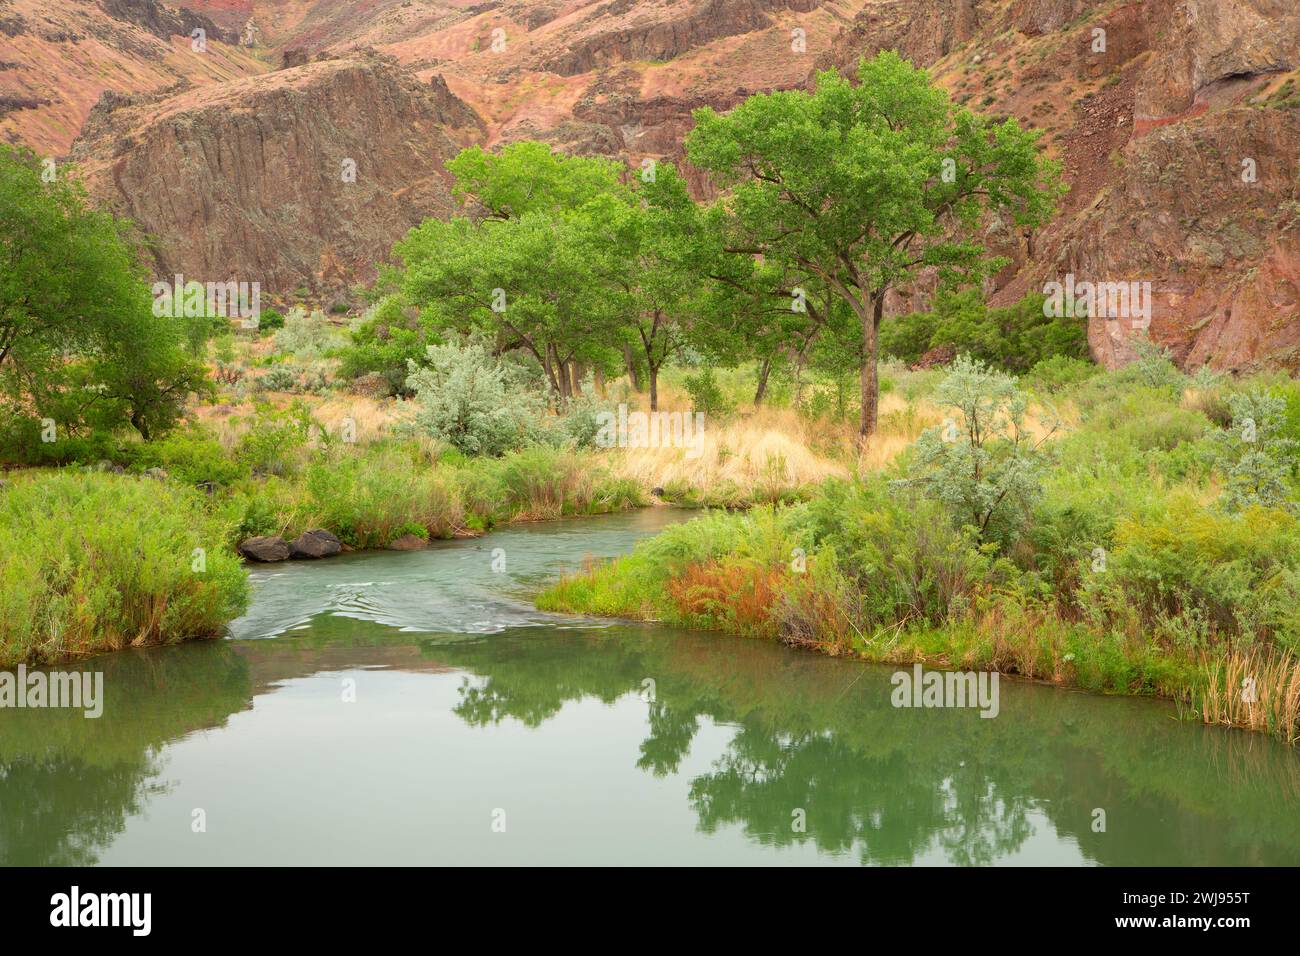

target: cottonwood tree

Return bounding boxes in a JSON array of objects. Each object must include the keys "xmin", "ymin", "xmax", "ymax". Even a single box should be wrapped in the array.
[
  {"xmin": 582, "ymin": 163, "xmax": 719, "ymax": 410},
  {"xmin": 447, "ymin": 142, "xmax": 626, "ymax": 219},
  {"xmin": 687, "ymin": 52, "xmax": 1061, "ymax": 442},
  {"xmin": 398, "ymin": 210, "xmax": 620, "ymax": 402},
  {"xmin": 0, "ymin": 145, "xmax": 207, "ymax": 441},
  {"xmin": 399, "ymin": 144, "xmax": 631, "ymax": 402}
]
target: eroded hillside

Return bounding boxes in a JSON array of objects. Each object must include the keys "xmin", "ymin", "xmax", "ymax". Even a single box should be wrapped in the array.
[{"xmin": 4, "ymin": 0, "xmax": 1297, "ymax": 367}]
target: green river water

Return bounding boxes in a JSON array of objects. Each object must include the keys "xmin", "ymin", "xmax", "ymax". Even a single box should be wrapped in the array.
[{"xmin": 3, "ymin": 509, "xmax": 1300, "ymax": 865}]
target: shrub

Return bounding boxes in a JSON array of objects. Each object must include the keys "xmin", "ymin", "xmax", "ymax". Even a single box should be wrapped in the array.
[
  {"xmin": 798, "ymin": 478, "xmax": 1004, "ymax": 630},
  {"xmin": 406, "ymin": 338, "xmax": 541, "ymax": 456},
  {"xmin": 1078, "ymin": 496, "xmax": 1300, "ymax": 650},
  {"xmin": 894, "ymin": 356, "xmax": 1056, "ymax": 546},
  {"xmin": 273, "ymin": 308, "xmax": 341, "ymax": 361},
  {"xmin": 236, "ymin": 402, "xmax": 316, "ymax": 476},
  {"xmin": 0, "ymin": 472, "xmax": 249, "ymax": 665},
  {"xmin": 257, "ymin": 308, "xmax": 285, "ymax": 332},
  {"xmin": 1213, "ymin": 390, "xmax": 1298, "ymax": 512},
  {"xmin": 336, "ymin": 296, "xmax": 428, "ymax": 397},
  {"xmin": 136, "ymin": 429, "xmax": 250, "ymax": 487},
  {"xmin": 880, "ymin": 291, "xmax": 1087, "ymax": 372},
  {"xmin": 1060, "ymin": 386, "xmax": 1210, "ymax": 465},
  {"xmin": 258, "ymin": 365, "xmax": 298, "ymax": 392},
  {"xmin": 1022, "ymin": 355, "xmax": 1099, "ymax": 392},
  {"xmin": 683, "ymin": 366, "xmax": 735, "ymax": 417}
]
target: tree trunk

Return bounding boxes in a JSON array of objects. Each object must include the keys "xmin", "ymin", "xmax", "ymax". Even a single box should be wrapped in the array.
[
  {"xmin": 624, "ymin": 345, "xmax": 642, "ymax": 391},
  {"xmin": 858, "ymin": 293, "xmax": 883, "ymax": 444},
  {"xmin": 753, "ymin": 357, "xmax": 771, "ymax": 408},
  {"xmin": 541, "ymin": 346, "xmax": 560, "ymax": 400},
  {"xmin": 559, "ymin": 358, "xmax": 572, "ymax": 400},
  {"xmin": 570, "ymin": 361, "xmax": 583, "ymax": 397},
  {"xmin": 594, "ymin": 366, "xmax": 606, "ymax": 397},
  {"xmin": 131, "ymin": 410, "xmax": 151, "ymax": 442},
  {"xmin": 648, "ymin": 363, "xmax": 659, "ymax": 412}
]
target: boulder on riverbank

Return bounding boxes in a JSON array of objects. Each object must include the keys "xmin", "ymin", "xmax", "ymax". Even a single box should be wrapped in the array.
[
  {"xmin": 386, "ymin": 533, "xmax": 428, "ymax": 551},
  {"xmin": 238, "ymin": 535, "xmax": 291, "ymax": 562},
  {"xmin": 290, "ymin": 529, "xmax": 342, "ymax": 559}
]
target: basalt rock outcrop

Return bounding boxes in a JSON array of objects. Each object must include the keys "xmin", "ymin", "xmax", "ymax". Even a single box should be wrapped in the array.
[
  {"xmin": 69, "ymin": 50, "xmax": 485, "ymax": 295},
  {"xmin": 0, "ymin": 0, "xmax": 266, "ymax": 154},
  {"xmin": 238, "ymin": 535, "xmax": 290, "ymax": 562},
  {"xmin": 290, "ymin": 529, "xmax": 343, "ymax": 559}
]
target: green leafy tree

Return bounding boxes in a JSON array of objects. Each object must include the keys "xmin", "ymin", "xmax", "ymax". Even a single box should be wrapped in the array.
[
  {"xmin": 399, "ymin": 210, "xmax": 617, "ymax": 401},
  {"xmin": 0, "ymin": 146, "xmax": 207, "ymax": 443},
  {"xmin": 581, "ymin": 163, "xmax": 718, "ymax": 410},
  {"xmin": 399, "ymin": 144, "xmax": 629, "ymax": 402},
  {"xmin": 687, "ymin": 52, "xmax": 1061, "ymax": 442},
  {"xmin": 446, "ymin": 141, "xmax": 626, "ymax": 219}
]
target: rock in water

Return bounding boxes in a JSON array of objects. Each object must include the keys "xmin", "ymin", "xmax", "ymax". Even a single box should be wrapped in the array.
[
  {"xmin": 290, "ymin": 529, "xmax": 342, "ymax": 559},
  {"xmin": 387, "ymin": 533, "xmax": 428, "ymax": 551},
  {"xmin": 239, "ymin": 536, "xmax": 291, "ymax": 562}
]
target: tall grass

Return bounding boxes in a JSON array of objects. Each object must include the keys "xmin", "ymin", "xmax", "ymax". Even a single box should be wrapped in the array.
[
  {"xmin": 1196, "ymin": 647, "xmax": 1300, "ymax": 744},
  {"xmin": 222, "ymin": 442, "xmax": 646, "ymax": 547},
  {"xmin": 0, "ymin": 473, "xmax": 249, "ymax": 665}
]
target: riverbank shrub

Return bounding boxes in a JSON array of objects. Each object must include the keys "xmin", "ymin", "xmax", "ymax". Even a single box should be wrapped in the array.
[{"xmin": 0, "ymin": 472, "xmax": 248, "ymax": 666}]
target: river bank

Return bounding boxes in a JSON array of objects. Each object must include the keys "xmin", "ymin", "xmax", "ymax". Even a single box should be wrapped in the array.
[
  {"xmin": 538, "ymin": 485, "xmax": 1300, "ymax": 747},
  {"xmin": 0, "ymin": 446, "xmax": 647, "ymax": 667}
]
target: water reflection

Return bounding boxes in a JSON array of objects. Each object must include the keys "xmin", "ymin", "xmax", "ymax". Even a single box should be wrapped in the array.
[{"xmin": 3, "ymin": 510, "xmax": 1300, "ymax": 865}]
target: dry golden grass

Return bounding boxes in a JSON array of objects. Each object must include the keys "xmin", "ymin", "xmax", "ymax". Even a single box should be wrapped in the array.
[
  {"xmin": 609, "ymin": 402, "xmax": 851, "ymax": 495},
  {"xmin": 192, "ymin": 394, "xmax": 402, "ymax": 450},
  {"xmin": 1197, "ymin": 647, "xmax": 1300, "ymax": 745},
  {"xmin": 855, "ymin": 392, "xmax": 944, "ymax": 471},
  {"xmin": 604, "ymin": 380, "xmax": 1070, "ymax": 499}
]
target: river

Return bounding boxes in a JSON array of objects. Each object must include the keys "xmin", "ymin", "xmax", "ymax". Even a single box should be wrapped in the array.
[{"xmin": 3, "ymin": 509, "xmax": 1299, "ymax": 865}]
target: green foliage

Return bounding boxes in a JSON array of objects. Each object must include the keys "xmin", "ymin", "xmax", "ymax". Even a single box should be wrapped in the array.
[
  {"xmin": 236, "ymin": 401, "xmax": 317, "ymax": 476},
  {"xmin": 1022, "ymin": 355, "xmax": 1100, "ymax": 392},
  {"xmin": 0, "ymin": 472, "xmax": 248, "ymax": 665},
  {"xmin": 877, "ymin": 309, "xmax": 939, "ymax": 366},
  {"xmin": 881, "ymin": 291, "xmax": 1088, "ymax": 372},
  {"xmin": 1079, "ymin": 497, "xmax": 1300, "ymax": 652},
  {"xmin": 446, "ymin": 141, "xmax": 626, "ymax": 218},
  {"xmin": 273, "ymin": 307, "xmax": 341, "ymax": 361},
  {"xmin": 799, "ymin": 477, "xmax": 1002, "ymax": 628},
  {"xmin": 1112, "ymin": 337, "xmax": 1187, "ymax": 395},
  {"xmin": 687, "ymin": 51, "xmax": 1062, "ymax": 435},
  {"xmin": 135, "ymin": 429, "xmax": 250, "ymax": 487},
  {"xmin": 0, "ymin": 146, "xmax": 207, "ymax": 444},
  {"xmin": 336, "ymin": 295, "xmax": 428, "ymax": 396},
  {"xmin": 1213, "ymin": 390, "xmax": 1298, "ymax": 512},
  {"xmin": 682, "ymin": 366, "xmax": 735, "ymax": 417},
  {"xmin": 406, "ymin": 338, "xmax": 542, "ymax": 456},
  {"xmin": 896, "ymin": 356, "xmax": 1055, "ymax": 545},
  {"xmin": 257, "ymin": 308, "xmax": 285, "ymax": 332}
]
